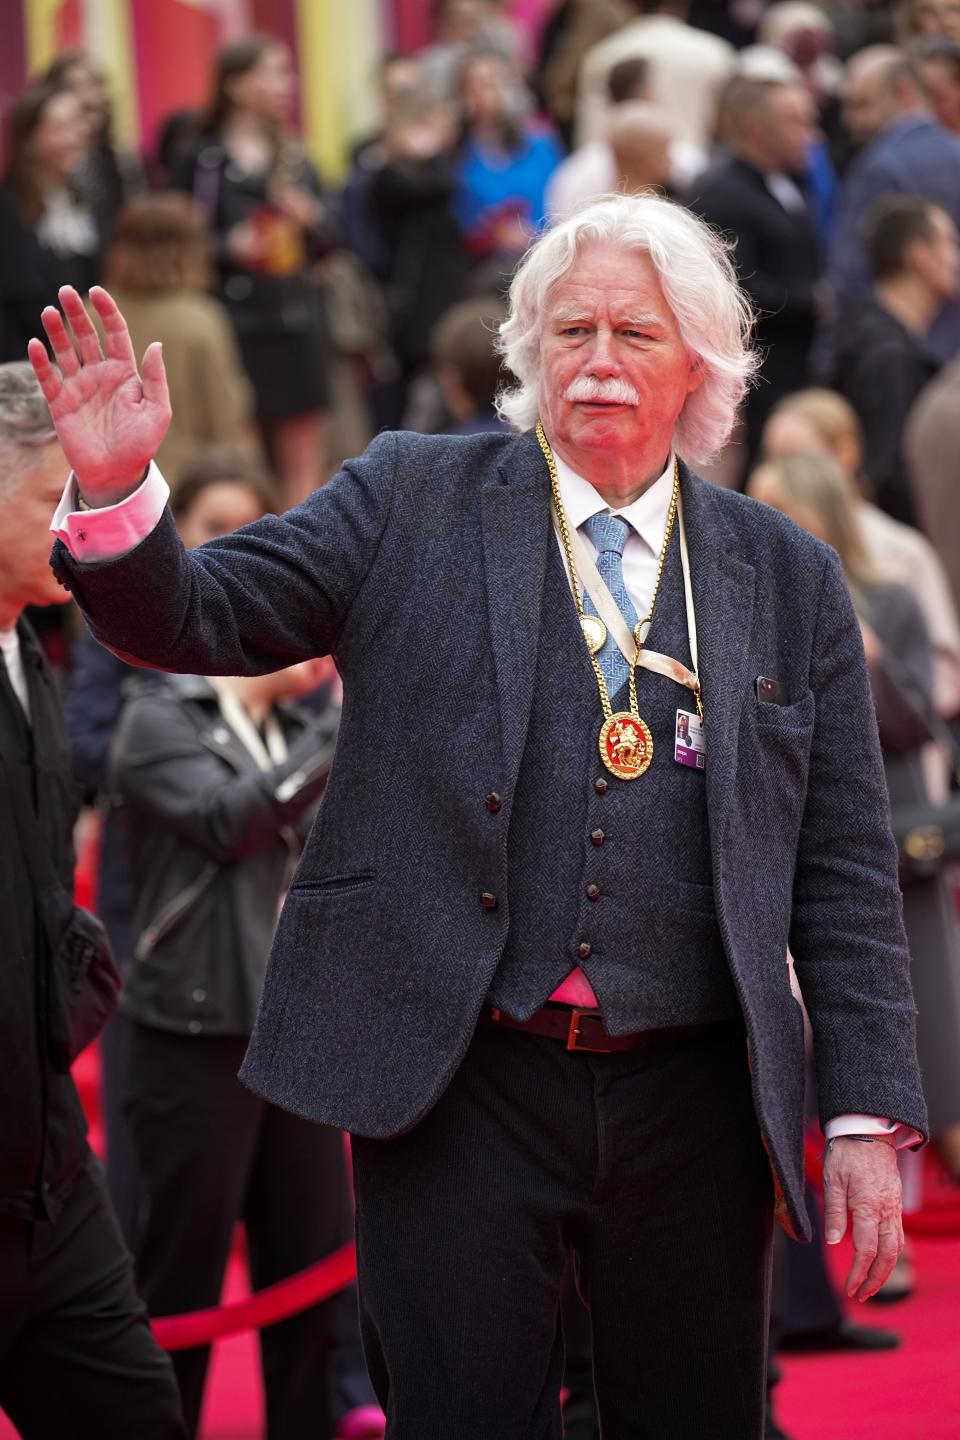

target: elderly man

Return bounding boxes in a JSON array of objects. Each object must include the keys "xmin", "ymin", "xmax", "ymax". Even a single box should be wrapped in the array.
[
  {"xmin": 34, "ymin": 195, "xmax": 924, "ymax": 1440},
  {"xmin": 0, "ymin": 363, "xmax": 185, "ymax": 1438}
]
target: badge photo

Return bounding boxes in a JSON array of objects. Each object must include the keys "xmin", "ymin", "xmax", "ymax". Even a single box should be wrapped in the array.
[{"xmin": 675, "ymin": 708, "xmax": 706, "ymax": 771}]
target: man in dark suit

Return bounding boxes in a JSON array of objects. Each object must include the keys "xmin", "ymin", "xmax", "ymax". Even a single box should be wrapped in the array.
[
  {"xmin": 693, "ymin": 75, "xmax": 822, "ymax": 462},
  {"xmin": 34, "ymin": 194, "xmax": 925, "ymax": 1440},
  {"xmin": 834, "ymin": 195, "xmax": 958, "ymax": 525},
  {"xmin": 0, "ymin": 362, "xmax": 185, "ymax": 1438},
  {"xmin": 829, "ymin": 45, "xmax": 960, "ymax": 365}
]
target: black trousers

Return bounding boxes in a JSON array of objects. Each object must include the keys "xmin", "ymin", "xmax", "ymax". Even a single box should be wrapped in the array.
[
  {"xmin": 122, "ymin": 1024, "xmax": 370, "ymax": 1440},
  {"xmin": 0, "ymin": 1153, "xmax": 185, "ymax": 1439},
  {"xmin": 352, "ymin": 1018, "xmax": 774, "ymax": 1440}
]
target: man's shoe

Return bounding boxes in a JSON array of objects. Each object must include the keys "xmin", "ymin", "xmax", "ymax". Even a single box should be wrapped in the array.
[{"xmin": 780, "ymin": 1320, "xmax": 900, "ymax": 1354}]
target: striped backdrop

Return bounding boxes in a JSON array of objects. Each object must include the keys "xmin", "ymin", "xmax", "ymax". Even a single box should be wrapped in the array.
[
  {"xmin": 3, "ymin": 0, "xmax": 406, "ymax": 180},
  {"xmin": 3, "ymin": 1, "xmax": 553, "ymax": 178}
]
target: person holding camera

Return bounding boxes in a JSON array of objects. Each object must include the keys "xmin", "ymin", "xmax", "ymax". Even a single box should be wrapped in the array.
[{"xmin": 0, "ymin": 360, "xmax": 184, "ymax": 1438}]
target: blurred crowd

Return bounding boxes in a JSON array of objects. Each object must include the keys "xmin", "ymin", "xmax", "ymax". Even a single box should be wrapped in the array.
[{"xmin": 3, "ymin": 2, "xmax": 960, "ymax": 1438}]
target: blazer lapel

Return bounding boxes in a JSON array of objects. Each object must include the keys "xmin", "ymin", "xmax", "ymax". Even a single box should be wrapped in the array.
[
  {"xmin": 481, "ymin": 430, "xmax": 552, "ymax": 781},
  {"xmin": 680, "ymin": 468, "xmax": 755, "ymax": 837}
]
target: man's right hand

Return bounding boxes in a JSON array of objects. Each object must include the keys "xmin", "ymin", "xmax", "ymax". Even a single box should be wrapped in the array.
[{"xmin": 28, "ymin": 285, "xmax": 171, "ymax": 507}]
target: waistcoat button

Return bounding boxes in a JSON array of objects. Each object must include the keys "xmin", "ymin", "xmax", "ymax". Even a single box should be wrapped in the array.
[
  {"xmin": 480, "ymin": 891, "xmax": 498, "ymax": 910},
  {"xmin": 577, "ymin": 941, "xmax": 592, "ymax": 959},
  {"xmin": 585, "ymin": 884, "xmax": 600, "ymax": 901},
  {"xmin": 594, "ymin": 778, "xmax": 609, "ymax": 794},
  {"xmin": 591, "ymin": 829, "xmax": 605, "ymax": 846},
  {"xmin": 485, "ymin": 792, "xmax": 502, "ymax": 813}
]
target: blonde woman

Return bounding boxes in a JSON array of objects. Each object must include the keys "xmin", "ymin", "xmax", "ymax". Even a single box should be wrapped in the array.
[
  {"xmin": 761, "ymin": 387, "xmax": 960, "ymax": 722},
  {"xmin": 749, "ymin": 452, "xmax": 960, "ymax": 1199}
]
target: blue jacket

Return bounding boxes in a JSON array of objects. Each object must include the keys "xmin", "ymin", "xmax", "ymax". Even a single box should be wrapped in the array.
[
  {"xmin": 52, "ymin": 428, "xmax": 927, "ymax": 1239},
  {"xmin": 827, "ymin": 114, "xmax": 960, "ymax": 363}
]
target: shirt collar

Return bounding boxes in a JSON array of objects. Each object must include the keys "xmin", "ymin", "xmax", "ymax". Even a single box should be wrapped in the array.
[{"xmin": 552, "ymin": 448, "xmax": 675, "ymax": 555}]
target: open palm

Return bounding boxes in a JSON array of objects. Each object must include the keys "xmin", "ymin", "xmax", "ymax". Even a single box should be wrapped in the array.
[{"xmin": 28, "ymin": 285, "xmax": 171, "ymax": 505}]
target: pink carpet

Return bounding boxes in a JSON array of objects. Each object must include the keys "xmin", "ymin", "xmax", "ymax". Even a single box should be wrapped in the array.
[
  {"xmin": 195, "ymin": 1235, "xmax": 960, "ymax": 1440},
  {"xmin": 1, "ymin": 1043, "xmax": 955, "ymax": 1437},
  {"xmin": 0, "ymin": 1232, "xmax": 956, "ymax": 1437}
]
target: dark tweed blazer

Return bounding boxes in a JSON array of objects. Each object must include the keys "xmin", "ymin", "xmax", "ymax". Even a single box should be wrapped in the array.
[{"xmin": 52, "ymin": 428, "xmax": 928, "ymax": 1239}]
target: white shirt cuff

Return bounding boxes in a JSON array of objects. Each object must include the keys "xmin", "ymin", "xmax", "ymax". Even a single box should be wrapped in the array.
[
  {"xmin": 51, "ymin": 463, "xmax": 170, "ymax": 563},
  {"xmin": 825, "ymin": 1114, "xmax": 923, "ymax": 1149}
]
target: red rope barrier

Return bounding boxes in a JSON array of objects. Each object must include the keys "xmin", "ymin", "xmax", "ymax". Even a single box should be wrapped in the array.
[{"xmin": 151, "ymin": 1243, "xmax": 357, "ymax": 1350}]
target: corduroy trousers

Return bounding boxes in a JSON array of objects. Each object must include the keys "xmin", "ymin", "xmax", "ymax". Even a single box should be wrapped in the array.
[{"xmin": 352, "ymin": 1015, "xmax": 774, "ymax": 1440}]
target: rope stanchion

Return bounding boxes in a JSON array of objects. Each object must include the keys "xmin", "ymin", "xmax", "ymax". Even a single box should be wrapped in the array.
[{"xmin": 151, "ymin": 1242, "xmax": 357, "ymax": 1351}]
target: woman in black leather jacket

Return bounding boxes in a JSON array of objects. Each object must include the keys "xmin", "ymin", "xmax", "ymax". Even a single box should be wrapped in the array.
[{"xmin": 109, "ymin": 661, "xmax": 382, "ymax": 1440}]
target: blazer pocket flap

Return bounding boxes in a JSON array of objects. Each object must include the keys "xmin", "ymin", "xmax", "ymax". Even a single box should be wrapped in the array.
[{"xmin": 289, "ymin": 871, "xmax": 375, "ymax": 896}]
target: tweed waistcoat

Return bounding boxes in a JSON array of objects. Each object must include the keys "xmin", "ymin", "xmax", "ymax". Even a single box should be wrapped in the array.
[{"xmin": 488, "ymin": 524, "xmax": 740, "ymax": 1033}]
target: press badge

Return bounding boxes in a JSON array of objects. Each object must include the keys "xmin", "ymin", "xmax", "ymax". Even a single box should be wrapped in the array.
[{"xmin": 675, "ymin": 708, "xmax": 706, "ymax": 771}]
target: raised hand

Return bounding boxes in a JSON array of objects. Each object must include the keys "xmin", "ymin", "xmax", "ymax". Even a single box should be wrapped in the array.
[{"xmin": 28, "ymin": 285, "xmax": 171, "ymax": 506}]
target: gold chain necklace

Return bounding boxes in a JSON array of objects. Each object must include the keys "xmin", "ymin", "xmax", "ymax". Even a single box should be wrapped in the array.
[{"xmin": 536, "ymin": 421, "xmax": 680, "ymax": 781}]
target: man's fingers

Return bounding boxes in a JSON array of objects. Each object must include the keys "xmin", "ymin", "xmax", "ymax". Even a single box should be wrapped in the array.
[
  {"xmin": 40, "ymin": 305, "xmax": 80, "ymax": 377},
  {"xmin": 89, "ymin": 285, "xmax": 138, "ymax": 368},
  {"xmin": 58, "ymin": 285, "xmax": 102, "ymax": 366},
  {"xmin": 845, "ymin": 1209, "xmax": 879, "ymax": 1298},
  {"xmin": 140, "ymin": 342, "xmax": 169, "ymax": 411},
  {"xmin": 27, "ymin": 338, "xmax": 62, "ymax": 406},
  {"xmin": 823, "ymin": 1168, "xmax": 848, "ymax": 1246},
  {"xmin": 855, "ymin": 1219, "xmax": 901, "ymax": 1302}
]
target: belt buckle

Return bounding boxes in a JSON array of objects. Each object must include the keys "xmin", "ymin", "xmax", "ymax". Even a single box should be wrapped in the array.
[{"xmin": 566, "ymin": 1008, "xmax": 610, "ymax": 1053}]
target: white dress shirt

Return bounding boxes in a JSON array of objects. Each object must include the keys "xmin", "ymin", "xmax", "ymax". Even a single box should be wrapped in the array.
[
  {"xmin": 50, "ymin": 460, "xmax": 917, "ymax": 1146},
  {"xmin": 552, "ymin": 448, "xmax": 674, "ymax": 620},
  {"xmin": 0, "ymin": 626, "xmax": 30, "ymax": 721}
]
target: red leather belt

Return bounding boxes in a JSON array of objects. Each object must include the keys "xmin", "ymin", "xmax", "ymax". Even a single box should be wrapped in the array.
[{"xmin": 484, "ymin": 1004, "xmax": 734, "ymax": 1055}]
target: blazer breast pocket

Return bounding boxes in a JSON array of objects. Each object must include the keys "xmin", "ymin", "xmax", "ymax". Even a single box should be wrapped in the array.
[{"xmin": 753, "ymin": 689, "xmax": 815, "ymax": 733}]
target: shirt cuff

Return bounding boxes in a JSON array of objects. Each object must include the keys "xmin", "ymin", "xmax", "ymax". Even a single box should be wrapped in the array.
[
  {"xmin": 824, "ymin": 1114, "xmax": 923, "ymax": 1150},
  {"xmin": 51, "ymin": 463, "xmax": 170, "ymax": 563}
]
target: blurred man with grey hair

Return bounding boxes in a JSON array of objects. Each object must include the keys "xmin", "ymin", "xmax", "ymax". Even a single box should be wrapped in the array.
[
  {"xmin": 0, "ymin": 362, "xmax": 185, "ymax": 1438},
  {"xmin": 828, "ymin": 44, "xmax": 960, "ymax": 362},
  {"xmin": 36, "ymin": 193, "xmax": 925, "ymax": 1438}
]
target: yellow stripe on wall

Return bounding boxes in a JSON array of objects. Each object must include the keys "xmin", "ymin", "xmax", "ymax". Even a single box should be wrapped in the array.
[
  {"xmin": 295, "ymin": 0, "xmax": 383, "ymax": 183},
  {"xmin": 24, "ymin": 0, "xmax": 67, "ymax": 74},
  {"xmin": 86, "ymin": 0, "xmax": 140, "ymax": 147}
]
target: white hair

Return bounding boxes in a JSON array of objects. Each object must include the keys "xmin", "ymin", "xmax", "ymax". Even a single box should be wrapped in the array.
[
  {"xmin": 495, "ymin": 194, "xmax": 758, "ymax": 465},
  {"xmin": 0, "ymin": 362, "xmax": 57, "ymax": 494}
]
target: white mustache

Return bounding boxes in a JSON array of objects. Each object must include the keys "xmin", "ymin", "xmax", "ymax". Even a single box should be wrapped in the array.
[{"xmin": 564, "ymin": 377, "xmax": 639, "ymax": 405}]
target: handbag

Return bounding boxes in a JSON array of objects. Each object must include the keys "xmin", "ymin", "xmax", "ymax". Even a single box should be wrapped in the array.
[
  {"xmin": 871, "ymin": 652, "xmax": 960, "ymax": 883},
  {"xmin": 0, "ymin": 749, "xmax": 120, "ymax": 1072}
]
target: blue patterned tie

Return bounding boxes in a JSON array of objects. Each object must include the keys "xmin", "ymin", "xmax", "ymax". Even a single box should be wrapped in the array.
[{"xmin": 581, "ymin": 512, "xmax": 638, "ymax": 697}]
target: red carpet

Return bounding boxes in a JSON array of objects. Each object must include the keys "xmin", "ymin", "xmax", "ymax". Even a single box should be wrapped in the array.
[
  {"xmin": 2, "ymin": 1040, "xmax": 955, "ymax": 1437},
  {"xmin": 777, "ymin": 1234, "xmax": 960, "ymax": 1440},
  {"xmin": 0, "ymin": 1215, "xmax": 956, "ymax": 1439},
  {"xmin": 196, "ymin": 1238, "xmax": 960, "ymax": 1440}
]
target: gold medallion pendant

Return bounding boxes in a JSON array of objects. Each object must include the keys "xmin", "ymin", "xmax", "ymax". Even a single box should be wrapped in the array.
[
  {"xmin": 599, "ymin": 712, "xmax": 653, "ymax": 780},
  {"xmin": 580, "ymin": 614, "xmax": 607, "ymax": 655}
]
